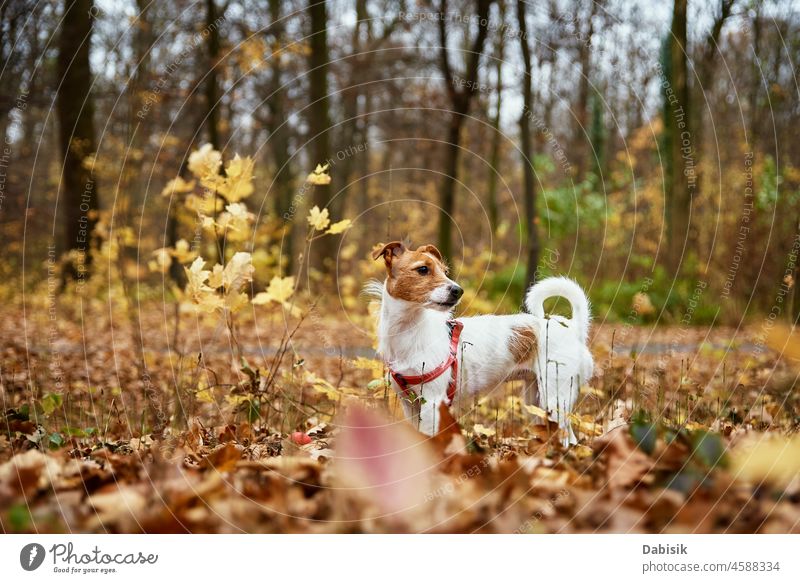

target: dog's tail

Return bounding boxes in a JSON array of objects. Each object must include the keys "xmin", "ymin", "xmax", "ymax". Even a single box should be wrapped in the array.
[{"xmin": 525, "ymin": 276, "xmax": 591, "ymax": 343}]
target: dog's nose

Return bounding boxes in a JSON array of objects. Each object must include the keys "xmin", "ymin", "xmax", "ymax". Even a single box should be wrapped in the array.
[{"xmin": 449, "ymin": 284, "xmax": 464, "ymax": 300}]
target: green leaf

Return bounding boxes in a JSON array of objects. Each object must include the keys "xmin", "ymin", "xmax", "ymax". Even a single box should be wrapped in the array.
[
  {"xmin": 48, "ymin": 432, "xmax": 65, "ymax": 449},
  {"xmin": 63, "ymin": 426, "xmax": 95, "ymax": 438},
  {"xmin": 630, "ymin": 421, "xmax": 658, "ymax": 455},
  {"xmin": 7, "ymin": 504, "xmax": 31, "ymax": 532},
  {"xmin": 40, "ymin": 393, "xmax": 63, "ymax": 416},
  {"xmin": 367, "ymin": 378, "xmax": 388, "ymax": 391},
  {"xmin": 240, "ymin": 357, "xmax": 258, "ymax": 381},
  {"xmin": 9, "ymin": 407, "xmax": 30, "ymax": 421},
  {"xmin": 244, "ymin": 399, "xmax": 261, "ymax": 424},
  {"xmin": 691, "ymin": 431, "xmax": 726, "ymax": 468},
  {"xmin": 665, "ymin": 468, "xmax": 703, "ymax": 494}
]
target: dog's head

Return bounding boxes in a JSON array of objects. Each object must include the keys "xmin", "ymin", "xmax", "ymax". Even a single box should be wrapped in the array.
[{"xmin": 372, "ymin": 241, "xmax": 463, "ymax": 311}]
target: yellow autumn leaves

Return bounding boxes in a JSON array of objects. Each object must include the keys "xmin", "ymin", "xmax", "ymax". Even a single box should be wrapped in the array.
[
  {"xmin": 306, "ymin": 162, "xmax": 332, "ymax": 186},
  {"xmin": 185, "ymin": 144, "xmax": 256, "ymax": 203},
  {"xmin": 252, "ymin": 275, "xmax": 297, "ymax": 314},
  {"xmin": 186, "ymin": 253, "xmax": 254, "ymax": 313},
  {"xmin": 307, "ymin": 205, "xmax": 330, "ymax": 230},
  {"xmin": 306, "ymin": 205, "xmax": 352, "ymax": 236},
  {"xmin": 152, "ymin": 144, "xmax": 352, "ymax": 317},
  {"xmin": 304, "ymin": 165, "xmax": 351, "ymax": 236},
  {"xmin": 185, "ymin": 253, "xmax": 298, "ymax": 316}
]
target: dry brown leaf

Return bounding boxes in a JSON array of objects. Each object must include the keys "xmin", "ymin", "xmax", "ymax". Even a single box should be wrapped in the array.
[
  {"xmin": 594, "ymin": 426, "xmax": 653, "ymax": 491},
  {"xmin": 202, "ymin": 442, "xmax": 242, "ymax": 472},
  {"xmin": 0, "ymin": 449, "xmax": 62, "ymax": 495},
  {"xmin": 433, "ymin": 402, "xmax": 467, "ymax": 455},
  {"xmin": 87, "ymin": 485, "xmax": 148, "ymax": 530}
]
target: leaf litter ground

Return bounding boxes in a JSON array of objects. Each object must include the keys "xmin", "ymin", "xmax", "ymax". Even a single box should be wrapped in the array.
[{"xmin": 2, "ymin": 305, "xmax": 800, "ymax": 533}]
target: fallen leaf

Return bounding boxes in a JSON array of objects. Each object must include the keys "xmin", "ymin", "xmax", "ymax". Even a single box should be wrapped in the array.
[
  {"xmin": 203, "ymin": 443, "xmax": 242, "ymax": 473},
  {"xmin": 731, "ymin": 434, "xmax": 800, "ymax": 488},
  {"xmin": 334, "ymin": 404, "xmax": 438, "ymax": 522},
  {"xmin": 594, "ymin": 426, "xmax": 653, "ymax": 491},
  {"xmin": 472, "ymin": 423, "xmax": 496, "ymax": 437}
]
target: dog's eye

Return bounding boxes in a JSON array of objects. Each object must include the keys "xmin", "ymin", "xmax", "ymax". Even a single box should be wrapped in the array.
[{"xmin": 416, "ymin": 266, "xmax": 429, "ymax": 275}]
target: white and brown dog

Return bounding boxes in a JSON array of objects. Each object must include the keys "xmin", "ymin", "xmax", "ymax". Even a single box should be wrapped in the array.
[{"xmin": 370, "ymin": 241, "xmax": 594, "ymax": 446}]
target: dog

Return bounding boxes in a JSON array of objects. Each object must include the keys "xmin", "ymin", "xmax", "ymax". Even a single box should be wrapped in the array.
[{"xmin": 370, "ymin": 241, "xmax": 594, "ymax": 446}]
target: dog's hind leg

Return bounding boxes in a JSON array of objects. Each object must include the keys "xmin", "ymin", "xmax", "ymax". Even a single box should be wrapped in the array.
[
  {"xmin": 535, "ymin": 361, "xmax": 580, "ymax": 446},
  {"xmin": 552, "ymin": 375, "xmax": 579, "ymax": 447},
  {"xmin": 522, "ymin": 378, "xmax": 547, "ymax": 426}
]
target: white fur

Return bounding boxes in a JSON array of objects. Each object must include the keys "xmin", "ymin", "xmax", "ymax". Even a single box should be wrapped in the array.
[
  {"xmin": 525, "ymin": 277, "xmax": 591, "ymax": 343},
  {"xmin": 428, "ymin": 283, "xmax": 455, "ymax": 305},
  {"xmin": 374, "ymin": 277, "xmax": 594, "ymax": 446}
]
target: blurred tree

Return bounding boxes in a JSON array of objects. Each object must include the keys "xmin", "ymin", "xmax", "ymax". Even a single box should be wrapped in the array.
[
  {"xmin": 334, "ymin": 0, "xmax": 402, "ymax": 219},
  {"xmin": 486, "ymin": 0, "xmax": 506, "ymax": 235},
  {"xmin": 266, "ymin": 0, "xmax": 297, "ymax": 273},
  {"xmin": 436, "ymin": 0, "xmax": 494, "ymax": 260},
  {"xmin": 0, "ymin": 1, "xmax": 26, "ymax": 145},
  {"xmin": 57, "ymin": 0, "xmax": 99, "ymax": 280},
  {"xmin": 664, "ymin": 0, "xmax": 693, "ymax": 273},
  {"xmin": 693, "ymin": 0, "xmax": 736, "ymax": 198},
  {"xmin": 124, "ymin": 0, "xmax": 153, "ymax": 245},
  {"xmin": 588, "ymin": 89, "xmax": 606, "ymax": 190},
  {"xmin": 308, "ymin": 0, "xmax": 332, "ymax": 272},
  {"xmin": 517, "ymin": 0, "xmax": 539, "ymax": 294},
  {"xmin": 573, "ymin": 0, "xmax": 603, "ymax": 181},
  {"xmin": 204, "ymin": 0, "xmax": 222, "ymax": 150}
]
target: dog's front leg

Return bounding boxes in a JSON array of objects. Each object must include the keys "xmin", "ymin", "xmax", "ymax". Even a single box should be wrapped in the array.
[
  {"xmin": 418, "ymin": 393, "xmax": 448, "ymax": 436},
  {"xmin": 399, "ymin": 396, "xmax": 421, "ymax": 430}
]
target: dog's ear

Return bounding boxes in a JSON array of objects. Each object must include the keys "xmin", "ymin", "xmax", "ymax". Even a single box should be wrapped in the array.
[
  {"xmin": 417, "ymin": 244, "xmax": 443, "ymax": 262},
  {"xmin": 372, "ymin": 241, "xmax": 406, "ymax": 268}
]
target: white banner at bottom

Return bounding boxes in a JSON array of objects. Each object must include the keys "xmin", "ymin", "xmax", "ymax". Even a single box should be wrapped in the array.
[{"xmin": 1, "ymin": 534, "xmax": 797, "ymax": 582}]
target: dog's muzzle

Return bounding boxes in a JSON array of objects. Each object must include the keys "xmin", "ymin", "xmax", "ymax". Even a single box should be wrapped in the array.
[
  {"xmin": 447, "ymin": 284, "xmax": 464, "ymax": 302},
  {"xmin": 429, "ymin": 283, "xmax": 463, "ymax": 309}
]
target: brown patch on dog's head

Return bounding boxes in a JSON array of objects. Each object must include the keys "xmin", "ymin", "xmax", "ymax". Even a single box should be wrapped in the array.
[
  {"xmin": 509, "ymin": 325, "xmax": 537, "ymax": 363},
  {"xmin": 372, "ymin": 241, "xmax": 406, "ymax": 268},
  {"xmin": 372, "ymin": 241, "xmax": 462, "ymax": 309}
]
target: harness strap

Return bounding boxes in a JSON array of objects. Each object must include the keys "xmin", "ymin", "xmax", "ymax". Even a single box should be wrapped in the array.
[{"xmin": 389, "ymin": 320, "xmax": 463, "ymax": 405}]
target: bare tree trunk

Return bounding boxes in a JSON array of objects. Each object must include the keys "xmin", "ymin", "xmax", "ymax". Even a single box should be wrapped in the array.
[
  {"xmin": 204, "ymin": 0, "xmax": 228, "ymax": 264},
  {"xmin": 123, "ymin": 0, "xmax": 153, "ymax": 260},
  {"xmin": 517, "ymin": 0, "xmax": 539, "ymax": 296},
  {"xmin": 267, "ymin": 0, "xmax": 295, "ymax": 273},
  {"xmin": 436, "ymin": 0, "xmax": 493, "ymax": 260},
  {"xmin": 57, "ymin": 0, "xmax": 99, "ymax": 280},
  {"xmin": 748, "ymin": 2, "xmax": 763, "ymax": 148},
  {"xmin": 573, "ymin": 0, "xmax": 601, "ymax": 181},
  {"xmin": 205, "ymin": 0, "xmax": 221, "ymax": 150},
  {"xmin": 694, "ymin": 0, "xmax": 736, "ymax": 200},
  {"xmin": 330, "ymin": 0, "xmax": 368, "ymax": 222},
  {"xmin": 0, "ymin": 2, "xmax": 19, "ymax": 146},
  {"xmin": 308, "ymin": 0, "xmax": 332, "ymax": 272},
  {"xmin": 666, "ymin": 0, "xmax": 693, "ymax": 273},
  {"xmin": 486, "ymin": 0, "xmax": 505, "ymax": 235}
]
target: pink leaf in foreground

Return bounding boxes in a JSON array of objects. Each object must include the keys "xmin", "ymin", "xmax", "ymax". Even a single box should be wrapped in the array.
[{"xmin": 335, "ymin": 405, "xmax": 437, "ymax": 520}]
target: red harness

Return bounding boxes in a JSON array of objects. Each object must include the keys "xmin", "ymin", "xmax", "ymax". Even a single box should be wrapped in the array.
[{"xmin": 388, "ymin": 320, "xmax": 464, "ymax": 405}]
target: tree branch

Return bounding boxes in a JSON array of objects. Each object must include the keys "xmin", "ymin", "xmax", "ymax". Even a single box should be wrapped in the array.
[{"xmin": 438, "ymin": 0, "xmax": 456, "ymax": 102}]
